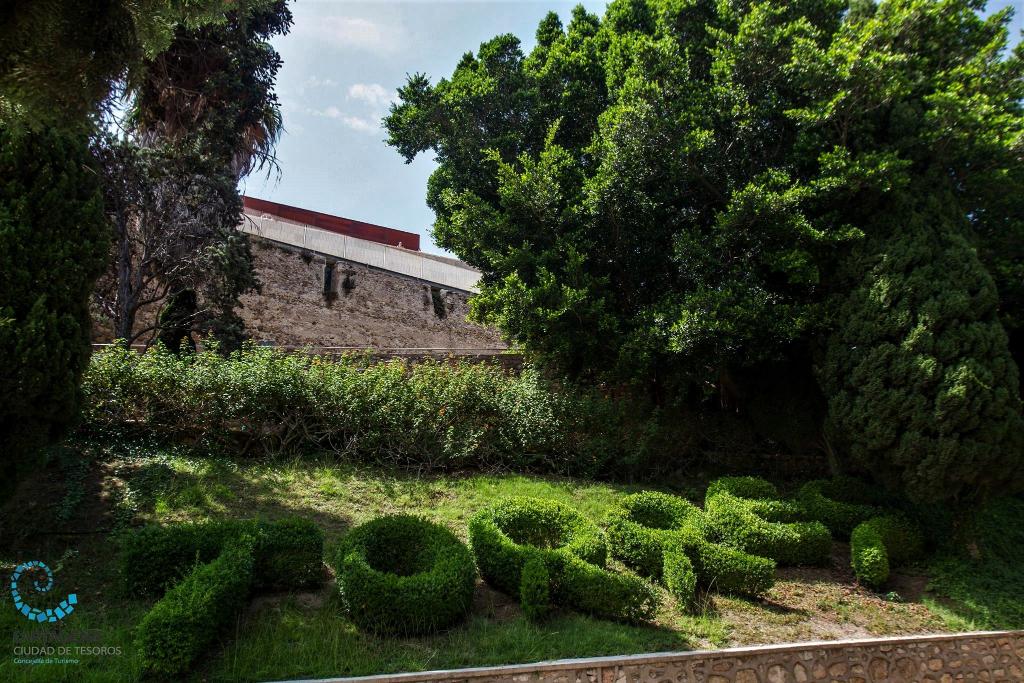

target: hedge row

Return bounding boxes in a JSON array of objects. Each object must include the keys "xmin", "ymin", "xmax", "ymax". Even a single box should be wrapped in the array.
[
  {"xmin": 469, "ymin": 498, "xmax": 659, "ymax": 623},
  {"xmin": 83, "ymin": 344, "xmax": 689, "ymax": 477},
  {"xmin": 129, "ymin": 517, "xmax": 325, "ymax": 676},
  {"xmin": 703, "ymin": 492, "xmax": 832, "ymax": 567},
  {"xmin": 121, "ymin": 517, "xmax": 324, "ymax": 597},
  {"xmin": 796, "ymin": 477, "xmax": 883, "ymax": 538},
  {"xmin": 136, "ymin": 538, "xmax": 255, "ymax": 677},
  {"xmin": 332, "ymin": 515, "xmax": 476, "ymax": 635},
  {"xmin": 606, "ymin": 491, "xmax": 775, "ymax": 599},
  {"xmin": 850, "ymin": 515, "xmax": 925, "ymax": 587}
]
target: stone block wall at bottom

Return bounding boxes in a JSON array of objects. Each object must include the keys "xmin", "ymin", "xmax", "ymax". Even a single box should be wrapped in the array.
[{"xmin": 322, "ymin": 632, "xmax": 1022, "ymax": 683}]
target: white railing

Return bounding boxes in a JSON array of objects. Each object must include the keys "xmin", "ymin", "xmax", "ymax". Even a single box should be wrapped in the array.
[{"xmin": 239, "ymin": 212, "xmax": 481, "ymax": 292}]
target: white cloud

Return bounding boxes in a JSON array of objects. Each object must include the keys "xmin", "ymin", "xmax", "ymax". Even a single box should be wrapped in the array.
[
  {"xmin": 296, "ymin": 76, "xmax": 338, "ymax": 95},
  {"xmin": 339, "ymin": 115, "xmax": 378, "ymax": 134},
  {"xmin": 294, "ymin": 16, "xmax": 402, "ymax": 54},
  {"xmin": 347, "ymin": 83, "xmax": 396, "ymax": 109},
  {"xmin": 304, "ymin": 105, "xmax": 380, "ymax": 135}
]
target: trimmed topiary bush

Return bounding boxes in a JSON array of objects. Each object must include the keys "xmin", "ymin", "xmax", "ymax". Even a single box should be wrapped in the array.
[
  {"xmin": 796, "ymin": 478, "xmax": 883, "ymax": 538},
  {"xmin": 606, "ymin": 491, "xmax": 776, "ymax": 598},
  {"xmin": 469, "ymin": 497, "xmax": 607, "ymax": 594},
  {"xmin": 333, "ymin": 515, "xmax": 476, "ymax": 635},
  {"xmin": 662, "ymin": 543, "xmax": 696, "ymax": 607},
  {"xmin": 850, "ymin": 515, "xmax": 925, "ymax": 588},
  {"xmin": 469, "ymin": 497, "xmax": 658, "ymax": 623},
  {"xmin": 121, "ymin": 517, "xmax": 324, "ymax": 597},
  {"xmin": 673, "ymin": 520, "xmax": 776, "ymax": 597},
  {"xmin": 704, "ymin": 476, "xmax": 808, "ymax": 523},
  {"xmin": 519, "ymin": 552, "xmax": 551, "ymax": 622},
  {"xmin": 606, "ymin": 491, "xmax": 702, "ymax": 579},
  {"xmin": 704, "ymin": 491, "xmax": 832, "ymax": 566},
  {"xmin": 137, "ymin": 538, "xmax": 254, "ymax": 676}
]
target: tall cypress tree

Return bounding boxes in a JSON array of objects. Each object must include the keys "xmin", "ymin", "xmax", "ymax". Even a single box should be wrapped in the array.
[{"xmin": 0, "ymin": 124, "xmax": 109, "ymax": 500}]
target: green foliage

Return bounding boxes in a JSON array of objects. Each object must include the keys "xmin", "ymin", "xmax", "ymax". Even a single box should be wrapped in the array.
[
  {"xmin": 128, "ymin": 0, "xmax": 292, "ymax": 178},
  {"xmin": 606, "ymin": 491, "xmax": 701, "ymax": 579},
  {"xmin": 83, "ymin": 344, "xmax": 684, "ymax": 478},
  {"xmin": 0, "ymin": 0, "xmax": 277, "ymax": 127},
  {"xmin": 703, "ymin": 476, "xmax": 807, "ymax": 523},
  {"xmin": 673, "ymin": 523, "xmax": 776, "ymax": 598},
  {"xmin": 120, "ymin": 517, "xmax": 323, "ymax": 597},
  {"xmin": 385, "ymin": 0, "xmax": 1024, "ymax": 506},
  {"xmin": 606, "ymin": 490, "xmax": 776, "ymax": 598},
  {"xmin": 661, "ymin": 544, "xmax": 696, "ymax": 608},
  {"xmin": 850, "ymin": 515, "xmax": 924, "ymax": 588},
  {"xmin": 519, "ymin": 553, "xmax": 551, "ymax": 622},
  {"xmin": 703, "ymin": 491, "xmax": 832, "ymax": 567},
  {"xmin": 469, "ymin": 497, "xmax": 658, "ymax": 623},
  {"xmin": 796, "ymin": 478, "xmax": 883, "ymax": 538},
  {"xmin": 332, "ymin": 515, "xmax": 476, "ymax": 635},
  {"xmin": 0, "ymin": 124, "xmax": 109, "ymax": 501},
  {"xmin": 819, "ymin": 194, "xmax": 1024, "ymax": 504},
  {"xmin": 136, "ymin": 537, "xmax": 254, "ymax": 676},
  {"xmin": 928, "ymin": 496, "xmax": 1024, "ymax": 629}
]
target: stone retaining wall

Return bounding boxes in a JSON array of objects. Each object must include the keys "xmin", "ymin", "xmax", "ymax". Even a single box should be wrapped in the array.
[{"xmin": 280, "ymin": 631, "xmax": 1023, "ymax": 683}]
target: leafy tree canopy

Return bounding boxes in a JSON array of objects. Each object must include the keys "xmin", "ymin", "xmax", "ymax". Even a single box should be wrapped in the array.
[
  {"xmin": 0, "ymin": 0, "xmax": 280, "ymax": 127},
  {"xmin": 386, "ymin": 0, "xmax": 1023, "ymax": 389}
]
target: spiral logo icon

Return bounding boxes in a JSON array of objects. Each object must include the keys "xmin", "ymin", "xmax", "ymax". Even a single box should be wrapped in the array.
[{"xmin": 9, "ymin": 561, "xmax": 77, "ymax": 623}]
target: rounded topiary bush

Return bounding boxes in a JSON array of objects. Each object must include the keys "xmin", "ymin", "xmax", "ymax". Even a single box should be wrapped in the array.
[
  {"xmin": 796, "ymin": 477, "xmax": 883, "ymax": 538},
  {"xmin": 468, "ymin": 497, "xmax": 607, "ymax": 595},
  {"xmin": 607, "ymin": 491, "xmax": 776, "ymax": 598},
  {"xmin": 334, "ymin": 515, "xmax": 476, "ymax": 635},
  {"xmin": 704, "ymin": 491, "xmax": 832, "ymax": 566},
  {"xmin": 606, "ymin": 491, "xmax": 702, "ymax": 578},
  {"xmin": 850, "ymin": 515, "xmax": 925, "ymax": 588},
  {"xmin": 704, "ymin": 476, "xmax": 808, "ymax": 522},
  {"xmin": 469, "ymin": 498, "xmax": 658, "ymax": 623},
  {"xmin": 673, "ymin": 519, "xmax": 776, "ymax": 597}
]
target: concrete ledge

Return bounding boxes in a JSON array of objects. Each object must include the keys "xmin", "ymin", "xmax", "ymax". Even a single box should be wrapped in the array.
[{"xmin": 270, "ymin": 630, "xmax": 1024, "ymax": 682}]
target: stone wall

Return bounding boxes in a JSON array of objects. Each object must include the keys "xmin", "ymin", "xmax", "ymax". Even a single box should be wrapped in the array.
[
  {"xmin": 93, "ymin": 236, "xmax": 506, "ymax": 350},
  {"xmin": 295, "ymin": 631, "xmax": 1023, "ymax": 683},
  {"xmin": 238, "ymin": 238, "xmax": 504, "ymax": 349}
]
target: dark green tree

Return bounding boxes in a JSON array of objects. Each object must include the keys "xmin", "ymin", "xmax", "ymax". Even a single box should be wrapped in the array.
[
  {"xmin": 115, "ymin": 0, "xmax": 291, "ymax": 351},
  {"xmin": 0, "ymin": 125, "xmax": 109, "ymax": 500},
  {"xmin": 0, "ymin": 0, "xmax": 278, "ymax": 128},
  {"xmin": 386, "ymin": 0, "xmax": 1024, "ymax": 502},
  {"xmin": 819, "ymin": 192, "xmax": 1024, "ymax": 504}
]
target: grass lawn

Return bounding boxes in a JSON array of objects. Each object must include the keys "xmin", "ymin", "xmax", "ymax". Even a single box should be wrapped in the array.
[{"xmin": 0, "ymin": 436, "xmax": 1017, "ymax": 682}]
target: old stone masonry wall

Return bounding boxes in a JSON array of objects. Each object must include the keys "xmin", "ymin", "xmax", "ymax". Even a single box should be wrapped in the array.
[
  {"xmin": 303, "ymin": 631, "xmax": 1023, "ymax": 683},
  {"xmin": 239, "ymin": 238, "xmax": 505, "ymax": 350}
]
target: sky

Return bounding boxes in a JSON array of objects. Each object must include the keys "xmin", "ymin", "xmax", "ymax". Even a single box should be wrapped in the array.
[{"xmin": 242, "ymin": 0, "xmax": 1024, "ymax": 256}]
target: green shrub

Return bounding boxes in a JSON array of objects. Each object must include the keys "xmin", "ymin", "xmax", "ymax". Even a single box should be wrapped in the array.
[
  {"xmin": 121, "ymin": 517, "xmax": 323, "ymax": 596},
  {"xmin": 333, "ymin": 515, "xmax": 476, "ymax": 635},
  {"xmin": 469, "ymin": 498, "xmax": 657, "ymax": 623},
  {"xmin": 0, "ymin": 124, "xmax": 110, "ymax": 503},
  {"xmin": 704, "ymin": 491, "xmax": 832, "ymax": 566},
  {"xmin": 674, "ymin": 522, "xmax": 776, "ymax": 597},
  {"xmin": 819, "ymin": 197, "xmax": 1024, "ymax": 505},
  {"xmin": 706, "ymin": 476, "xmax": 809, "ymax": 523},
  {"xmin": 705, "ymin": 476, "xmax": 779, "ymax": 502},
  {"xmin": 796, "ymin": 478, "xmax": 883, "ymax": 538},
  {"xmin": 850, "ymin": 515, "xmax": 924, "ymax": 588},
  {"xmin": 82, "ymin": 345, "xmax": 693, "ymax": 479},
  {"xmin": 469, "ymin": 497, "xmax": 607, "ymax": 594},
  {"xmin": 606, "ymin": 491, "xmax": 702, "ymax": 578},
  {"xmin": 662, "ymin": 544, "xmax": 696, "ymax": 607},
  {"xmin": 606, "ymin": 491, "xmax": 775, "ymax": 598},
  {"xmin": 552, "ymin": 551, "xmax": 660, "ymax": 624},
  {"xmin": 136, "ymin": 538, "xmax": 254, "ymax": 676},
  {"xmin": 519, "ymin": 553, "xmax": 551, "ymax": 622}
]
